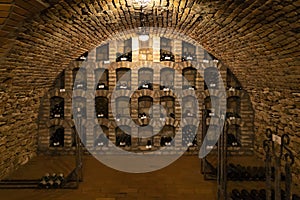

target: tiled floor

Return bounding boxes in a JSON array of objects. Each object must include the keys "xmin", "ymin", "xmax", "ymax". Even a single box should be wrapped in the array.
[{"xmin": 0, "ymin": 155, "xmax": 218, "ymax": 200}]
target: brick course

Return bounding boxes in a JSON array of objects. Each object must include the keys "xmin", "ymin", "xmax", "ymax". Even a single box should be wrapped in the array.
[{"xmin": 0, "ymin": 0, "xmax": 299, "ymax": 186}]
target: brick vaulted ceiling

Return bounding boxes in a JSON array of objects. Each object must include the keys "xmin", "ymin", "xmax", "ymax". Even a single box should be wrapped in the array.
[{"xmin": 0, "ymin": 0, "xmax": 299, "ymax": 93}]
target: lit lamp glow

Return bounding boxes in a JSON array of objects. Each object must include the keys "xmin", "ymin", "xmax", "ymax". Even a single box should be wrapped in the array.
[
  {"xmin": 139, "ymin": 34, "xmax": 149, "ymax": 41},
  {"xmin": 135, "ymin": 0, "xmax": 151, "ymax": 6}
]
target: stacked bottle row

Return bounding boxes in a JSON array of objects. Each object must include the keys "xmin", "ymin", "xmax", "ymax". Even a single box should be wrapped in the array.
[
  {"xmin": 38, "ymin": 173, "xmax": 65, "ymax": 189},
  {"xmin": 40, "ymin": 34, "xmax": 254, "ymax": 154},
  {"xmin": 230, "ymin": 189, "xmax": 300, "ymax": 200},
  {"xmin": 49, "ymin": 124, "xmax": 198, "ymax": 149},
  {"xmin": 92, "ymin": 37, "xmax": 202, "ymax": 63}
]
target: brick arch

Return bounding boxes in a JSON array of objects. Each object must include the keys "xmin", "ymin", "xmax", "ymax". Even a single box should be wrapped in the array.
[
  {"xmin": 226, "ymin": 90, "xmax": 245, "ymax": 99},
  {"xmin": 132, "ymin": 90, "xmax": 155, "ymax": 99},
  {"xmin": 111, "ymin": 118, "xmax": 136, "ymax": 129},
  {"xmin": 203, "ymin": 90, "xmax": 227, "ymax": 99},
  {"xmin": 95, "ymin": 118, "xmax": 110, "ymax": 128},
  {"xmin": 0, "ymin": 1, "xmax": 298, "ymax": 92},
  {"xmin": 0, "ymin": 0, "xmax": 299, "ymax": 184}
]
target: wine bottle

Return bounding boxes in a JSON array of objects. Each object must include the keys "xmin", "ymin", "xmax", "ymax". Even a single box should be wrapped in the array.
[{"xmin": 54, "ymin": 173, "xmax": 64, "ymax": 188}]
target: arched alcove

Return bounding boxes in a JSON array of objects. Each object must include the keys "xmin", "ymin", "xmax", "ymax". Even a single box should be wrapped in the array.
[
  {"xmin": 182, "ymin": 96, "xmax": 198, "ymax": 118},
  {"xmin": 72, "ymin": 67, "xmax": 87, "ymax": 90},
  {"xmin": 138, "ymin": 96, "xmax": 153, "ymax": 119},
  {"xmin": 160, "ymin": 96, "xmax": 175, "ymax": 119},
  {"xmin": 96, "ymin": 44, "xmax": 109, "ymax": 62},
  {"xmin": 95, "ymin": 97, "xmax": 109, "ymax": 118},
  {"xmin": 182, "ymin": 41, "xmax": 196, "ymax": 61},
  {"xmin": 94, "ymin": 125, "xmax": 109, "ymax": 147},
  {"xmin": 72, "ymin": 97, "xmax": 87, "ymax": 118},
  {"xmin": 227, "ymin": 124, "xmax": 241, "ymax": 147},
  {"xmin": 160, "ymin": 37, "xmax": 175, "ymax": 62},
  {"xmin": 116, "ymin": 38, "xmax": 132, "ymax": 62},
  {"xmin": 227, "ymin": 96, "xmax": 241, "ymax": 119},
  {"xmin": 50, "ymin": 96, "xmax": 64, "ymax": 119},
  {"xmin": 115, "ymin": 97, "xmax": 131, "ymax": 120},
  {"xmin": 138, "ymin": 68, "xmax": 153, "ymax": 90},
  {"xmin": 115, "ymin": 126, "xmax": 131, "ymax": 147},
  {"xmin": 138, "ymin": 125, "xmax": 154, "ymax": 148},
  {"xmin": 204, "ymin": 67, "xmax": 219, "ymax": 90},
  {"xmin": 49, "ymin": 126, "xmax": 64, "ymax": 147},
  {"xmin": 204, "ymin": 96, "xmax": 219, "ymax": 117},
  {"xmin": 182, "ymin": 67, "xmax": 197, "ymax": 90},
  {"xmin": 159, "ymin": 125, "xmax": 175, "ymax": 147},
  {"xmin": 116, "ymin": 68, "xmax": 131, "ymax": 90},
  {"xmin": 95, "ymin": 68, "xmax": 109, "ymax": 90},
  {"xmin": 160, "ymin": 68, "xmax": 175, "ymax": 90}
]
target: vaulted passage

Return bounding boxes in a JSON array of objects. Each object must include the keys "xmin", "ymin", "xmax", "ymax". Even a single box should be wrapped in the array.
[{"xmin": 0, "ymin": 0, "xmax": 299, "ymax": 199}]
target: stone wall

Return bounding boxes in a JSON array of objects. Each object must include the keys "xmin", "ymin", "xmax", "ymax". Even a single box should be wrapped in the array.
[
  {"xmin": 37, "ymin": 37, "xmax": 255, "ymax": 157},
  {"xmin": 0, "ymin": 81, "xmax": 43, "ymax": 179},
  {"xmin": 0, "ymin": 0, "xmax": 298, "ymax": 186},
  {"xmin": 252, "ymin": 89, "xmax": 300, "ymax": 185}
]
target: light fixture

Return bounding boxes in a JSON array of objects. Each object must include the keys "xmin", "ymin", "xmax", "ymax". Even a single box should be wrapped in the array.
[
  {"xmin": 135, "ymin": 0, "xmax": 151, "ymax": 6},
  {"xmin": 139, "ymin": 34, "xmax": 149, "ymax": 41}
]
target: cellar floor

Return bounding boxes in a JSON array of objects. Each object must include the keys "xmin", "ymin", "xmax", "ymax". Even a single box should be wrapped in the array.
[{"xmin": 0, "ymin": 154, "xmax": 271, "ymax": 200}]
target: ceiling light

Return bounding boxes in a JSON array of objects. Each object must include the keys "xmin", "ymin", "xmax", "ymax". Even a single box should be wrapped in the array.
[
  {"xmin": 135, "ymin": 0, "xmax": 151, "ymax": 6},
  {"xmin": 139, "ymin": 34, "xmax": 149, "ymax": 41}
]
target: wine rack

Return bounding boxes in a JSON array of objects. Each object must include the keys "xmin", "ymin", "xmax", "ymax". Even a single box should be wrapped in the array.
[
  {"xmin": 160, "ymin": 37, "xmax": 175, "ymax": 62},
  {"xmin": 96, "ymin": 44, "xmax": 109, "ymax": 63},
  {"xmin": 116, "ymin": 68, "xmax": 131, "ymax": 90},
  {"xmin": 227, "ymin": 96, "xmax": 241, "ymax": 119},
  {"xmin": 204, "ymin": 67, "xmax": 219, "ymax": 90},
  {"xmin": 204, "ymin": 96, "xmax": 219, "ymax": 118},
  {"xmin": 50, "ymin": 126, "xmax": 64, "ymax": 147},
  {"xmin": 138, "ymin": 125, "xmax": 154, "ymax": 148},
  {"xmin": 72, "ymin": 68, "xmax": 87, "ymax": 90},
  {"xmin": 50, "ymin": 96, "xmax": 64, "ymax": 119},
  {"xmin": 95, "ymin": 68, "xmax": 108, "ymax": 90},
  {"xmin": 72, "ymin": 97, "xmax": 86, "ymax": 118},
  {"xmin": 182, "ymin": 67, "xmax": 197, "ymax": 90},
  {"xmin": 160, "ymin": 49, "xmax": 175, "ymax": 62},
  {"xmin": 227, "ymin": 125, "xmax": 241, "ymax": 147},
  {"xmin": 138, "ymin": 96, "xmax": 153, "ymax": 121},
  {"xmin": 182, "ymin": 41, "xmax": 196, "ymax": 61},
  {"xmin": 116, "ymin": 126, "xmax": 131, "ymax": 147},
  {"xmin": 115, "ymin": 97, "xmax": 131, "ymax": 120},
  {"xmin": 158, "ymin": 125, "xmax": 175, "ymax": 147},
  {"xmin": 160, "ymin": 68, "xmax": 175, "ymax": 90},
  {"xmin": 138, "ymin": 68, "xmax": 153, "ymax": 90},
  {"xmin": 182, "ymin": 96, "xmax": 198, "ymax": 118},
  {"xmin": 160, "ymin": 96, "xmax": 175, "ymax": 119},
  {"xmin": 94, "ymin": 125, "xmax": 109, "ymax": 147},
  {"xmin": 116, "ymin": 51, "xmax": 132, "ymax": 62},
  {"xmin": 38, "ymin": 35, "xmax": 254, "ymax": 157},
  {"xmin": 116, "ymin": 38, "xmax": 132, "ymax": 62},
  {"xmin": 95, "ymin": 97, "xmax": 108, "ymax": 118}
]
